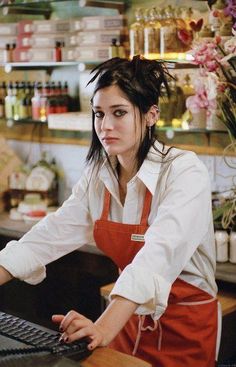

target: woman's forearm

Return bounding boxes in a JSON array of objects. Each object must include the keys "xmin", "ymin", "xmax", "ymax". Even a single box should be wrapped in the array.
[
  {"xmin": 95, "ymin": 295, "xmax": 138, "ymax": 345},
  {"xmin": 0, "ymin": 265, "xmax": 13, "ymax": 285}
]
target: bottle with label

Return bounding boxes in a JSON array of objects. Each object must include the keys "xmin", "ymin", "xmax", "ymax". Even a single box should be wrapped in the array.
[
  {"xmin": 182, "ymin": 74, "xmax": 195, "ymax": 97},
  {"xmin": 160, "ymin": 6, "xmax": 178, "ymax": 59},
  {"xmin": 229, "ymin": 231, "xmax": 236, "ymax": 263},
  {"xmin": 53, "ymin": 41, "xmax": 62, "ymax": 62},
  {"xmin": 117, "ymin": 41, "xmax": 126, "ymax": 58},
  {"xmin": 0, "ymin": 81, "xmax": 6, "ymax": 118},
  {"xmin": 108, "ymin": 38, "xmax": 118, "ymax": 58},
  {"xmin": 215, "ymin": 230, "xmax": 229, "ymax": 262},
  {"xmin": 5, "ymin": 81, "xmax": 14, "ymax": 120},
  {"xmin": 209, "ymin": 0, "xmax": 227, "ymax": 34},
  {"xmin": 3, "ymin": 43, "xmax": 11, "ymax": 63},
  {"xmin": 143, "ymin": 7, "xmax": 161, "ymax": 59},
  {"xmin": 31, "ymin": 82, "xmax": 42, "ymax": 121},
  {"xmin": 129, "ymin": 8, "xmax": 145, "ymax": 58}
]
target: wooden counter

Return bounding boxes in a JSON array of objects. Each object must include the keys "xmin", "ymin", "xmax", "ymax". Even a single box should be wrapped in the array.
[
  {"xmin": 101, "ymin": 282, "xmax": 236, "ymax": 317},
  {"xmin": 82, "ymin": 347, "xmax": 151, "ymax": 367}
]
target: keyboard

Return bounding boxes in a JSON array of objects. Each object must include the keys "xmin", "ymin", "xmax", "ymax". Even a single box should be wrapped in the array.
[{"xmin": 0, "ymin": 311, "xmax": 91, "ymax": 361}]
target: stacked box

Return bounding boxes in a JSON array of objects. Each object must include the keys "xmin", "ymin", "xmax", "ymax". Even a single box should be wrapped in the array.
[
  {"xmin": 76, "ymin": 15, "xmax": 128, "ymax": 62},
  {"xmin": 9, "ymin": 15, "xmax": 128, "ymax": 63},
  {"xmin": 81, "ymin": 15, "xmax": 126, "ymax": 30},
  {"xmin": 0, "ymin": 23, "xmax": 17, "ymax": 62}
]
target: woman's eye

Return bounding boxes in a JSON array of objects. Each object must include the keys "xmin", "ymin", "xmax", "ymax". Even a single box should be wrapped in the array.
[
  {"xmin": 94, "ymin": 111, "xmax": 104, "ymax": 118},
  {"xmin": 114, "ymin": 110, "xmax": 126, "ymax": 117}
]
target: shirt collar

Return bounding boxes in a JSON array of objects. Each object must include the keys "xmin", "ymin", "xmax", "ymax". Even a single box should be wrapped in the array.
[{"xmin": 137, "ymin": 142, "xmax": 164, "ymax": 195}]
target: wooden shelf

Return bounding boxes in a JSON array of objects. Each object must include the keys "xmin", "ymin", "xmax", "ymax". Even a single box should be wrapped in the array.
[{"xmin": 0, "ymin": 120, "xmax": 91, "ymax": 146}]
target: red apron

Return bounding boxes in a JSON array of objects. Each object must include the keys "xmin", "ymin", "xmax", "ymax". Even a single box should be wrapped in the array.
[{"xmin": 94, "ymin": 188, "xmax": 218, "ymax": 367}]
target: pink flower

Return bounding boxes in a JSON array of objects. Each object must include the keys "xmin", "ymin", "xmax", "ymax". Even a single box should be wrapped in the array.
[{"xmin": 190, "ymin": 40, "xmax": 223, "ymax": 71}]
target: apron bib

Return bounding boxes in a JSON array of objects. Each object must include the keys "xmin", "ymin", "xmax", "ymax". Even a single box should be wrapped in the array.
[{"xmin": 94, "ymin": 188, "xmax": 217, "ymax": 367}]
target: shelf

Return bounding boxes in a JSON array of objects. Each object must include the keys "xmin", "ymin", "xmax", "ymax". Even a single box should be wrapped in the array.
[
  {"xmin": 0, "ymin": 0, "xmax": 126, "ymax": 15},
  {"xmin": 1, "ymin": 61, "xmax": 99, "ymax": 73},
  {"xmin": 158, "ymin": 127, "xmax": 228, "ymax": 134}
]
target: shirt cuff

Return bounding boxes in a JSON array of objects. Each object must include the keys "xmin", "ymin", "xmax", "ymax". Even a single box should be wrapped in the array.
[
  {"xmin": 109, "ymin": 263, "xmax": 171, "ymax": 320},
  {"xmin": 0, "ymin": 240, "xmax": 46, "ymax": 285}
]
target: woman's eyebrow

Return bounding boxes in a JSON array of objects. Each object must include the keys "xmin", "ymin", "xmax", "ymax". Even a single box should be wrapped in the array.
[{"xmin": 93, "ymin": 104, "xmax": 129, "ymax": 109}]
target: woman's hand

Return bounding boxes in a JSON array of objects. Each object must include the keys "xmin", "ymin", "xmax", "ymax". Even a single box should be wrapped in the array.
[{"xmin": 52, "ymin": 311, "xmax": 107, "ymax": 350}]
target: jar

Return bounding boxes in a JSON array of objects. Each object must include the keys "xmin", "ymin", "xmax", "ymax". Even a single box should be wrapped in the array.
[
  {"xmin": 215, "ymin": 230, "xmax": 229, "ymax": 262},
  {"xmin": 229, "ymin": 231, "xmax": 236, "ymax": 263}
]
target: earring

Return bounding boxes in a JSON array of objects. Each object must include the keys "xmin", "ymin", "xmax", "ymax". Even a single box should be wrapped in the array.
[{"xmin": 148, "ymin": 126, "xmax": 151, "ymax": 140}]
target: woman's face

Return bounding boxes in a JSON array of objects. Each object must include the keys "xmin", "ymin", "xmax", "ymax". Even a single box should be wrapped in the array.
[{"xmin": 92, "ymin": 85, "xmax": 145, "ymax": 161}]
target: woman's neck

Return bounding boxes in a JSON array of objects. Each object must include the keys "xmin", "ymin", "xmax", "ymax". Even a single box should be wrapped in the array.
[{"xmin": 117, "ymin": 161, "xmax": 137, "ymax": 205}]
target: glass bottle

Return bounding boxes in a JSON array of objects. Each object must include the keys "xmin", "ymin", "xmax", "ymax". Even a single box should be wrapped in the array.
[
  {"xmin": 215, "ymin": 230, "xmax": 229, "ymax": 262},
  {"xmin": 0, "ymin": 81, "xmax": 6, "ymax": 118},
  {"xmin": 108, "ymin": 38, "xmax": 118, "ymax": 58},
  {"xmin": 53, "ymin": 41, "xmax": 62, "ymax": 62},
  {"xmin": 129, "ymin": 8, "xmax": 145, "ymax": 58},
  {"xmin": 160, "ymin": 6, "xmax": 178, "ymax": 59},
  {"xmin": 229, "ymin": 231, "xmax": 236, "ymax": 263},
  {"xmin": 182, "ymin": 74, "xmax": 195, "ymax": 97},
  {"xmin": 31, "ymin": 82, "xmax": 42, "ymax": 121},
  {"xmin": 143, "ymin": 8, "xmax": 161, "ymax": 59},
  {"xmin": 209, "ymin": 0, "xmax": 227, "ymax": 34},
  {"xmin": 3, "ymin": 43, "xmax": 11, "ymax": 63},
  {"xmin": 5, "ymin": 81, "xmax": 14, "ymax": 120}
]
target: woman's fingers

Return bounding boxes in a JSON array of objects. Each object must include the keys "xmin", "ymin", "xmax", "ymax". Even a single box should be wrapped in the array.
[
  {"xmin": 62, "ymin": 324, "xmax": 103, "ymax": 350},
  {"xmin": 51, "ymin": 310, "xmax": 105, "ymax": 349},
  {"xmin": 52, "ymin": 314, "xmax": 64, "ymax": 325}
]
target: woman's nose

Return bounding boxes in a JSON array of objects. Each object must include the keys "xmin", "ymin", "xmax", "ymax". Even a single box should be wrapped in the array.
[{"xmin": 101, "ymin": 115, "xmax": 113, "ymax": 130}]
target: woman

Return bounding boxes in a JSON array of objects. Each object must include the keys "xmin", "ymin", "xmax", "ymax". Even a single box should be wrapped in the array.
[{"xmin": 0, "ymin": 56, "xmax": 218, "ymax": 367}]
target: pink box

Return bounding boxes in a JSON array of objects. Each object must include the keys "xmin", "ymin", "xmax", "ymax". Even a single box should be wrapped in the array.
[
  {"xmin": 13, "ymin": 47, "xmax": 30, "ymax": 62},
  {"xmin": 18, "ymin": 20, "xmax": 34, "ymax": 35}
]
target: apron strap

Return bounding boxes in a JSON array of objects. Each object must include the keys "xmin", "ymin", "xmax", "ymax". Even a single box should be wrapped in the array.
[
  {"xmin": 140, "ymin": 189, "xmax": 152, "ymax": 226},
  {"xmin": 100, "ymin": 188, "xmax": 111, "ymax": 220},
  {"xmin": 101, "ymin": 187, "xmax": 152, "ymax": 224}
]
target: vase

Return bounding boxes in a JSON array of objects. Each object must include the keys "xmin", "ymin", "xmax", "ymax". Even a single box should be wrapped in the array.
[
  {"xmin": 206, "ymin": 109, "xmax": 228, "ymax": 131},
  {"xmin": 189, "ymin": 108, "xmax": 206, "ymax": 129}
]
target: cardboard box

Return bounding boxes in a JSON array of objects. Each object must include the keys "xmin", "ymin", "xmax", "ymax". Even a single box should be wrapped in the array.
[
  {"xmin": 18, "ymin": 20, "xmax": 34, "ymax": 35},
  {"xmin": 62, "ymin": 47, "xmax": 76, "ymax": 61},
  {"xmin": 70, "ymin": 19, "xmax": 83, "ymax": 32},
  {"xmin": 33, "ymin": 19, "xmax": 71, "ymax": 34},
  {"xmin": 13, "ymin": 47, "xmax": 30, "ymax": 62},
  {"xmin": 0, "ymin": 36, "xmax": 16, "ymax": 49},
  {"xmin": 17, "ymin": 33, "xmax": 76, "ymax": 49},
  {"xmin": 0, "ymin": 22, "xmax": 17, "ymax": 36},
  {"xmin": 28, "ymin": 48, "xmax": 54, "ymax": 62},
  {"xmin": 76, "ymin": 46, "xmax": 109, "ymax": 61},
  {"xmin": 82, "ymin": 15, "xmax": 126, "ymax": 30},
  {"xmin": 77, "ymin": 29, "xmax": 128, "ymax": 46},
  {"xmin": 13, "ymin": 47, "xmax": 54, "ymax": 62}
]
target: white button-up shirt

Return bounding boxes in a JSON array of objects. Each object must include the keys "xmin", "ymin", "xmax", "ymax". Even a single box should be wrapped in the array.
[{"xmin": 0, "ymin": 142, "xmax": 217, "ymax": 320}]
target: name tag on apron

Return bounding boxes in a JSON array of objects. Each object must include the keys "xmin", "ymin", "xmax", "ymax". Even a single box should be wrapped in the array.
[{"xmin": 131, "ymin": 234, "xmax": 145, "ymax": 242}]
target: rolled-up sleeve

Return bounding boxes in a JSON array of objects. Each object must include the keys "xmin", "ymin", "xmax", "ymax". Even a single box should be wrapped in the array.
[
  {"xmin": 110, "ymin": 154, "xmax": 212, "ymax": 319},
  {"xmin": 0, "ymin": 173, "xmax": 93, "ymax": 284}
]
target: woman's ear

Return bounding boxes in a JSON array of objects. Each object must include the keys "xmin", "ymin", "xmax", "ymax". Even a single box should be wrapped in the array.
[{"xmin": 145, "ymin": 105, "xmax": 160, "ymax": 127}]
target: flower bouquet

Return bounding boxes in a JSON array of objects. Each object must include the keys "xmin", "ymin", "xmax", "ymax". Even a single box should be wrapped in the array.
[{"xmin": 186, "ymin": 31, "xmax": 236, "ymax": 134}]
